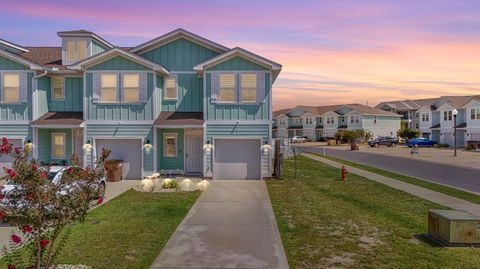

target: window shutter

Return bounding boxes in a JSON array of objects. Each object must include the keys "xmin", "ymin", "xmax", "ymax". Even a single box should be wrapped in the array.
[
  {"xmin": 211, "ymin": 73, "xmax": 219, "ymax": 103},
  {"xmin": 256, "ymin": 72, "xmax": 265, "ymax": 104},
  {"xmin": 0, "ymin": 72, "xmax": 2, "ymax": 102},
  {"xmin": 139, "ymin": 72, "xmax": 148, "ymax": 103},
  {"xmin": 19, "ymin": 72, "xmax": 28, "ymax": 103},
  {"xmin": 117, "ymin": 72, "xmax": 122, "ymax": 103},
  {"xmin": 92, "ymin": 73, "xmax": 101, "ymax": 103}
]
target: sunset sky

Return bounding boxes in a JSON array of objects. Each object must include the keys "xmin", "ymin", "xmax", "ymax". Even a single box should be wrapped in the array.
[{"xmin": 1, "ymin": 0, "xmax": 479, "ymax": 110}]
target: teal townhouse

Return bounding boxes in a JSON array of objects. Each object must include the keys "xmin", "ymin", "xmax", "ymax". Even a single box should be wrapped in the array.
[
  {"xmin": 273, "ymin": 104, "xmax": 401, "ymax": 140},
  {"xmin": 0, "ymin": 29, "xmax": 281, "ymax": 180}
]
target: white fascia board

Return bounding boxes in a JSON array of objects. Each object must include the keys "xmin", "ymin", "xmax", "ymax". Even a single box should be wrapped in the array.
[
  {"xmin": 193, "ymin": 48, "xmax": 282, "ymax": 73},
  {"xmin": 0, "ymin": 39, "xmax": 29, "ymax": 53},
  {"xmin": 58, "ymin": 32, "xmax": 114, "ymax": 49},
  {"xmin": 131, "ymin": 28, "xmax": 229, "ymax": 54},
  {"xmin": 68, "ymin": 48, "xmax": 169, "ymax": 75},
  {"xmin": 0, "ymin": 49, "xmax": 43, "ymax": 70}
]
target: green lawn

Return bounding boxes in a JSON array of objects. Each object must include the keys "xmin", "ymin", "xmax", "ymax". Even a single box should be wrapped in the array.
[
  {"xmin": 267, "ymin": 156, "xmax": 480, "ymax": 269},
  {"xmin": 306, "ymin": 151, "xmax": 480, "ymax": 205},
  {"xmin": 2, "ymin": 189, "xmax": 200, "ymax": 269}
]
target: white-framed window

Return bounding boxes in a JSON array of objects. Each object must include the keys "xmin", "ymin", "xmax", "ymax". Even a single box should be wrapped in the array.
[
  {"xmin": 1, "ymin": 73, "xmax": 20, "ymax": 103},
  {"xmin": 326, "ymin": 116, "xmax": 335, "ymax": 124},
  {"xmin": 240, "ymin": 73, "xmax": 257, "ymax": 103},
  {"xmin": 163, "ymin": 133, "xmax": 177, "ymax": 157},
  {"xmin": 350, "ymin": 115, "xmax": 360, "ymax": 124},
  {"xmin": 100, "ymin": 73, "xmax": 118, "ymax": 103},
  {"xmin": 164, "ymin": 76, "xmax": 177, "ymax": 100},
  {"xmin": 218, "ymin": 73, "xmax": 236, "ymax": 103},
  {"xmin": 52, "ymin": 77, "xmax": 65, "ymax": 100},
  {"xmin": 51, "ymin": 133, "xmax": 66, "ymax": 159},
  {"xmin": 65, "ymin": 40, "xmax": 88, "ymax": 62},
  {"xmin": 421, "ymin": 113, "xmax": 430, "ymax": 122},
  {"xmin": 305, "ymin": 117, "xmax": 313, "ymax": 124},
  {"xmin": 123, "ymin": 73, "xmax": 140, "ymax": 103},
  {"xmin": 318, "ymin": 117, "xmax": 322, "ymax": 123},
  {"xmin": 443, "ymin": 111, "xmax": 452, "ymax": 121},
  {"xmin": 471, "ymin": 108, "xmax": 480, "ymax": 120}
]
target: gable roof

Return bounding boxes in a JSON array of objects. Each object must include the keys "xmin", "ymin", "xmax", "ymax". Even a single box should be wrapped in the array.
[
  {"xmin": 341, "ymin": 104, "xmax": 401, "ymax": 117},
  {"xmin": 57, "ymin": 29, "xmax": 114, "ymax": 49},
  {"xmin": 0, "ymin": 48, "xmax": 43, "ymax": 70},
  {"xmin": 21, "ymin": 47, "xmax": 63, "ymax": 69},
  {"xmin": 0, "ymin": 38, "xmax": 29, "ymax": 54},
  {"xmin": 193, "ymin": 47, "xmax": 282, "ymax": 81},
  {"xmin": 375, "ymin": 98, "xmax": 437, "ymax": 110},
  {"xmin": 131, "ymin": 28, "xmax": 229, "ymax": 54},
  {"xmin": 273, "ymin": 108, "xmax": 292, "ymax": 117},
  {"xmin": 440, "ymin": 95, "xmax": 479, "ymax": 109},
  {"xmin": 69, "ymin": 47, "xmax": 169, "ymax": 75},
  {"xmin": 273, "ymin": 103, "xmax": 401, "ymax": 118}
]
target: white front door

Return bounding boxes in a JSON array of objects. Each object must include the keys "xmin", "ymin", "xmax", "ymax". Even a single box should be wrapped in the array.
[{"xmin": 186, "ymin": 135, "xmax": 203, "ymax": 173}]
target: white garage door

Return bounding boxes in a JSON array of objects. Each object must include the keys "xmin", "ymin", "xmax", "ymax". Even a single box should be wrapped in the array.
[
  {"xmin": 443, "ymin": 133, "xmax": 454, "ymax": 147},
  {"xmin": 470, "ymin": 133, "xmax": 480, "ymax": 141},
  {"xmin": 214, "ymin": 139, "xmax": 261, "ymax": 180},
  {"xmin": 96, "ymin": 139, "xmax": 142, "ymax": 179},
  {"xmin": 0, "ymin": 139, "xmax": 22, "ymax": 176}
]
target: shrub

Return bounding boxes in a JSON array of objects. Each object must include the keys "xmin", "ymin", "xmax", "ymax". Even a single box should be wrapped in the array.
[
  {"xmin": 161, "ymin": 178, "xmax": 178, "ymax": 189},
  {"xmin": 0, "ymin": 137, "xmax": 110, "ymax": 269},
  {"xmin": 397, "ymin": 128, "xmax": 420, "ymax": 139}
]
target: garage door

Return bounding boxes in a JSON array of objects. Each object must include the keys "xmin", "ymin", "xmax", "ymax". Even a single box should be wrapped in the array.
[
  {"xmin": 0, "ymin": 139, "xmax": 22, "ymax": 176},
  {"xmin": 214, "ymin": 139, "xmax": 261, "ymax": 180},
  {"xmin": 96, "ymin": 139, "xmax": 142, "ymax": 179},
  {"xmin": 443, "ymin": 133, "xmax": 454, "ymax": 147},
  {"xmin": 470, "ymin": 133, "xmax": 480, "ymax": 141}
]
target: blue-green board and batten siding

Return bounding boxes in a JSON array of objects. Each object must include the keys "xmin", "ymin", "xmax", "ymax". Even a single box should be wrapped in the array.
[
  {"xmin": 0, "ymin": 56, "xmax": 29, "ymax": 70},
  {"xmin": 0, "ymin": 72, "xmax": 33, "ymax": 121},
  {"xmin": 37, "ymin": 129, "xmax": 73, "ymax": 163},
  {"xmin": 156, "ymin": 128, "xmax": 184, "ymax": 171},
  {"xmin": 36, "ymin": 77, "xmax": 83, "ymax": 114}
]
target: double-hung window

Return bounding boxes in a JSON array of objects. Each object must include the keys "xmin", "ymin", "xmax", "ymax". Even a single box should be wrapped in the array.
[
  {"xmin": 52, "ymin": 77, "xmax": 65, "ymax": 100},
  {"xmin": 100, "ymin": 74, "xmax": 118, "ymax": 103},
  {"xmin": 218, "ymin": 74, "xmax": 236, "ymax": 103},
  {"xmin": 350, "ymin": 115, "xmax": 360, "ymax": 124},
  {"xmin": 66, "ymin": 40, "xmax": 88, "ymax": 62},
  {"xmin": 52, "ymin": 133, "xmax": 66, "ymax": 159},
  {"xmin": 471, "ymin": 108, "xmax": 480, "ymax": 120},
  {"xmin": 444, "ymin": 111, "xmax": 452, "ymax": 121},
  {"xmin": 163, "ymin": 133, "xmax": 177, "ymax": 157},
  {"xmin": 123, "ymin": 74, "xmax": 140, "ymax": 103},
  {"xmin": 327, "ymin": 116, "xmax": 335, "ymax": 124},
  {"xmin": 240, "ymin": 74, "xmax": 257, "ymax": 103},
  {"xmin": 2, "ymin": 73, "xmax": 20, "ymax": 103},
  {"xmin": 164, "ymin": 76, "xmax": 177, "ymax": 100}
]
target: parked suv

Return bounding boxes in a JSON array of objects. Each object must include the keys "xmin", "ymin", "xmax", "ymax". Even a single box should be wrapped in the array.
[
  {"xmin": 290, "ymin": 136, "xmax": 307, "ymax": 143},
  {"xmin": 368, "ymin": 136, "xmax": 399, "ymax": 147}
]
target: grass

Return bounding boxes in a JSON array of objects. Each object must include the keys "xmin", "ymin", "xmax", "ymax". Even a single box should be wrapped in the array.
[
  {"xmin": 2, "ymin": 189, "xmax": 200, "ymax": 269},
  {"xmin": 305, "ymin": 151, "xmax": 480, "ymax": 205},
  {"xmin": 267, "ymin": 156, "xmax": 480, "ymax": 269}
]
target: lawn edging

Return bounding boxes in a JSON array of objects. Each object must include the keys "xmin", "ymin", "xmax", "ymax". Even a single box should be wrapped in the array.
[{"xmin": 305, "ymin": 151, "xmax": 480, "ymax": 206}]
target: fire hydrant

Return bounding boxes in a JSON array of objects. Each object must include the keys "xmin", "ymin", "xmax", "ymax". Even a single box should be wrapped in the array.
[{"xmin": 341, "ymin": 165, "xmax": 348, "ymax": 181}]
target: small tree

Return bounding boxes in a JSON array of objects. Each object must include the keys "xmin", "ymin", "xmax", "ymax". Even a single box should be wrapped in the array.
[
  {"xmin": 0, "ymin": 137, "xmax": 110, "ymax": 269},
  {"xmin": 397, "ymin": 128, "xmax": 420, "ymax": 139}
]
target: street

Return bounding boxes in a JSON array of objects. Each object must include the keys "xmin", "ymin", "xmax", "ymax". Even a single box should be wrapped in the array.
[{"xmin": 302, "ymin": 146, "xmax": 480, "ymax": 194}]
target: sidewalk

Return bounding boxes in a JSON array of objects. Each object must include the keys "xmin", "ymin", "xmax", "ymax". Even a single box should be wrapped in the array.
[
  {"xmin": 303, "ymin": 153, "xmax": 480, "ymax": 216},
  {"xmin": 150, "ymin": 180, "xmax": 289, "ymax": 269}
]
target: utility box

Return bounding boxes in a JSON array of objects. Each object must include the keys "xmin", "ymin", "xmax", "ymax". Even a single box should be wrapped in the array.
[{"xmin": 428, "ymin": 210, "xmax": 480, "ymax": 246}]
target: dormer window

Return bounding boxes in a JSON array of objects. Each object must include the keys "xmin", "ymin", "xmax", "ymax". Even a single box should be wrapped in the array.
[{"xmin": 65, "ymin": 40, "xmax": 88, "ymax": 62}]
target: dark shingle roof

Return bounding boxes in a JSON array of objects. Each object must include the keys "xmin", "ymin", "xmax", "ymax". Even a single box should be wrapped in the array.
[
  {"xmin": 32, "ymin": 112, "xmax": 84, "ymax": 125},
  {"xmin": 21, "ymin": 47, "xmax": 63, "ymax": 68},
  {"xmin": 154, "ymin": 112, "xmax": 204, "ymax": 126}
]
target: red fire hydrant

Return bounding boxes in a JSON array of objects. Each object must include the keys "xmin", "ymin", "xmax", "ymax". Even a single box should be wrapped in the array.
[{"xmin": 341, "ymin": 165, "xmax": 348, "ymax": 181}]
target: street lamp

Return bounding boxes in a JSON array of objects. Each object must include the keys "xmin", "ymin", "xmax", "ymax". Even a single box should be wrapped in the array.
[{"xmin": 452, "ymin": 109, "xmax": 458, "ymax": 157}]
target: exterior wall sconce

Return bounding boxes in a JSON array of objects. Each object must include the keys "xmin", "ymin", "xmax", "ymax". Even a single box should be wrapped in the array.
[
  {"xmin": 261, "ymin": 140, "xmax": 271, "ymax": 154},
  {"xmin": 144, "ymin": 139, "xmax": 153, "ymax": 152},
  {"xmin": 83, "ymin": 139, "xmax": 92, "ymax": 151},
  {"xmin": 25, "ymin": 139, "xmax": 34, "ymax": 151},
  {"xmin": 203, "ymin": 140, "xmax": 213, "ymax": 152}
]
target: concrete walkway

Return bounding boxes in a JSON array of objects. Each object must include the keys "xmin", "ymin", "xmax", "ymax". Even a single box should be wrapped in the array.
[
  {"xmin": 150, "ymin": 180, "xmax": 289, "ymax": 269},
  {"xmin": 303, "ymin": 153, "xmax": 480, "ymax": 216}
]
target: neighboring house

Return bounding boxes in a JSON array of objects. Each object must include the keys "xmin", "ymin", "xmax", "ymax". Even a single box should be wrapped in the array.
[
  {"xmin": 273, "ymin": 104, "xmax": 401, "ymax": 140},
  {"xmin": 0, "ymin": 29, "xmax": 281, "ymax": 180},
  {"xmin": 375, "ymin": 98, "xmax": 437, "ymax": 131},
  {"xmin": 377, "ymin": 95, "xmax": 480, "ymax": 147}
]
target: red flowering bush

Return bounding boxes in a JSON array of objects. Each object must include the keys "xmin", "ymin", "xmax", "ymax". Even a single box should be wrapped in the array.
[{"xmin": 0, "ymin": 137, "xmax": 110, "ymax": 269}]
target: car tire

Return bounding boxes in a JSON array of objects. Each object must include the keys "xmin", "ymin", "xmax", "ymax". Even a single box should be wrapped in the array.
[
  {"xmin": 391, "ymin": 143, "xmax": 397, "ymax": 147},
  {"xmin": 97, "ymin": 182, "xmax": 106, "ymax": 198},
  {"xmin": 374, "ymin": 143, "xmax": 379, "ymax": 148}
]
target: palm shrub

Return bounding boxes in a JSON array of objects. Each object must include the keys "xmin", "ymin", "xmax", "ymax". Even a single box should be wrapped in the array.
[{"xmin": 0, "ymin": 137, "xmax": 110, "ymax": 269}]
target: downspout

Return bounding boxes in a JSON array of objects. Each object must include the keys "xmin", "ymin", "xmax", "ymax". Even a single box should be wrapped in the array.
[{"xmin": 32, "ymin": 69, "xmax": 48, "ymax": 159}]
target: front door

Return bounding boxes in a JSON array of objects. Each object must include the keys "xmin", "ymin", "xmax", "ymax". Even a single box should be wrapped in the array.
[
  {"xmin": 186, "ymin": 135, "xmax": 203, "ymax": 174},
  {"xmin": 73, "ymin": 129, "xmax": 84, "ymax": 165}
]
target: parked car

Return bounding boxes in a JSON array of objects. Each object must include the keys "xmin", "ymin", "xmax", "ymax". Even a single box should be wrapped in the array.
[
  {"xmin": 406, "ymin": 138, "xmax": 438, "ymax": 148},
  {"xmin": 290, "ymin": 136, "xmax": 307, "ymax": 143},
  {"xmin": 1, "ymin": 166, "xmax": 106, "ymax": 204},
  {"xmin": 368, "ymin": 136, "xmax": 399, "ymax": 147}
]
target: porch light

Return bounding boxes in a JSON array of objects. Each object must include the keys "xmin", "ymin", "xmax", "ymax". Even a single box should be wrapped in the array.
[
  {"xmin": 203, "ymin": 140, "xmax": 213, "ymax": 152},
  {"xmin": 25, "ymin": 140, "xmax": 34, "ymax": 151},
  {"xmin": 83, "ymin": 140, "xmax": 92, "ymax": 151},
  {"xmin": 261, "ymin": 141, "xmax": 271, "ymax": 154},
  {"xmin": 143, "ymin": 139, "xmax": 153, "ymax": 152}
]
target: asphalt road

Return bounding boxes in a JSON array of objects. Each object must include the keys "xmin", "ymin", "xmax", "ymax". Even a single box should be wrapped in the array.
[{"xmin": 302, "ymin": 146, "xmax": 480, "ymax": 194}]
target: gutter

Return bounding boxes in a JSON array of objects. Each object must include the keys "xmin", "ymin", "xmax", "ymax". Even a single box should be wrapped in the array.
[{"xmin": 32, "ymin": 70, "xmax": 48, "ymax": 121}]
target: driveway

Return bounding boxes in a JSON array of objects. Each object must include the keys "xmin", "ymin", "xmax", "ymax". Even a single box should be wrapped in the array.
[
  {"xmin": 302, "ymin": 146, "xmax": 480, "ymax": 194},
  {"xmin": 0, "ymin": 180, "xmax": 140, "ymax": 250},
  {"xmin": 150, "ymin": 180, "xmax": 289, "ymax": 269}
]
